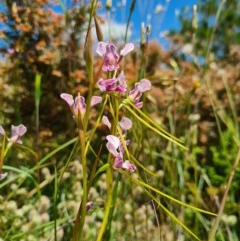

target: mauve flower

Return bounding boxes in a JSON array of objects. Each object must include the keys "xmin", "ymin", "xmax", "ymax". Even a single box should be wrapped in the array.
[
  {"xmin": 106, "ymin": 135, "xmax": 120, "ymax": 157},
  {"xmin": 105, "ymin": 130, "xmax": 136, "ymax": 172},
  {"xmin": 96, "ymin": 42, "xmax": 134, "ymax": 72},
  {"xmin": 114, "ymin": 154, "xmax": 124, "ymax": 168},
  {"xmin": 97, "ymin": 71, "xmax": 127, "ymax": 93},
  {"xmin": 10, "ymin": 125, "xmax": 27, "ymax": 144},
  {"xmin": 97, "ymin": 42, "xmax": 119, "ymax": 72},
  {"xmin": 60, "ymin": 93, "xmax": 102, "ymax": 118},
  {"xmin": 113, "ymin": 154, "xmax": 136, "ymax": 172},
  {"xmin": 98, "ymin": 78, "xmax": 116, "ymax": 91},
  {"xmin": 122, "ymin": 160, "xmax": 136, "ymax": 172},
  {"xmin": 103, "ymin": 116, "xmax": 132, "ymax": 133},
  {"xmin": 0, "ymin": 124, "xmax": 27, "ymax": 144},
  {"xmin": 129, "ymin": 79, "xmax": 151, "ymax": 108}
]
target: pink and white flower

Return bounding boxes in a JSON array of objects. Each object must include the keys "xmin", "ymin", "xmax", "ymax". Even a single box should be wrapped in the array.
[
  {"xmin": 60, "ymin": 93, "xmax": 102, "ymax": 118},
  {"xmin": 129, "ymin": 79, "xmax": 151, "ymax": 108},
  {"xmin": 103, "ymin": 116, "xmax": 136, "ymax": 172},
  {"xmin": 97, "ymin": 71, "xmax": 127, "ymax": 93},
  {"xmin": 0, "ymin": 124, "xmax": 27, "ymax": 144},
  {"xmin": 96, "ymin": 42, "xmax": 134, "ymax": 72}
]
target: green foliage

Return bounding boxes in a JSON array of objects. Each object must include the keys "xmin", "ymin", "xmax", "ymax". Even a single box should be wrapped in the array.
[
  {"xmin": 171, "ymin": 0, "xmax": 240, "ymax": 60},
  {"xmin": 208, "ymin": 131, "xmax": 240, "ymax": 193}
]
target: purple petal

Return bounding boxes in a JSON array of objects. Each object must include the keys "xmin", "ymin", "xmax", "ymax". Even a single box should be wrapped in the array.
[
  {"xmin": 115, "ymin": 86, "xmax": 127, "ymax": 93},
  {"xmin": 11, "ymin": 124, "xmax": 27, "ymax": 137},
  {"xmin": 122, "ymin": 160, "xmax": 136, "ymax": 172},
  {"xmin": 60, "ymin": 93, "xmax": 74, "ymax": 107},
  {"xmin": 97, "ymin": 78, "xmax": 116, "ymax": 91},
  {"xmin": 119, "ymin": 141, "xmax": 126, "ymax": 155},
  {"xmin": 17, "ymin": 124, "xmax": 27, "ymax": 136},
  {"xmin": 120, "ymin": 43, "xmax": 134, "ymax": 56},
  {"xmin": 102, "ymin": 116, "xmax": 111, "ymax": 129},
  {"xmin": 96, "ymin": 41, "xmax": 107, "ymax": 56},
  {"xmin": 0, "ymin": 126, "xmax": 5, "ymax": 135},
  {"xmin": 106, "ymin": 135, "xmax": 120, "ymax": 149},
  {"xmin": 106, "ymin": 142, "xmax": 119, "ymax": 156},
  {"xmin": 102, "ymin": 44, "xmax": 119, "ymax": 72},
  {"xmin": 119, "ymin": 117, "xmax": 132, "ymax": 131},
  {"xmin": 97, "ymin": 78, "xmax": 107, "ymax": 91},
  {"xmin": 114, "ymin": 155, "xmax": 124, "ymax": 168},
  {"xmin": 135, "ymin": 102, "xmax": 143, "ymax": 109},
  {"xmin": 0, "ymin": 172, "xmax": 8, "ymax": 181},
  {"xmin": 91, "ymin": 96, "xmax": 102, "ymax": 107},
  {"xmin": 137, "ymin": 79, "xmax": 151, "ymax": 92},
  {"xmin": 129, "ymin": 84, "xmax": 140, "ymax": 100},
  {"xmin": 11, "ymin": 124, "xmax": 27, "ymax": 143},
  {"xmin": 73, "ymin": 96, "xmax": 86, "ymax": 116},
  {"xmin": 117, "ymin": 71, "xmax": 127, "ymax": 87},
  {"xmin": 106, "ymin": 135, "xmax": 120, "ymax": 156},
  {"xmin": 11, "ymin": 125, "xmax": 19, "ymax": 137}
]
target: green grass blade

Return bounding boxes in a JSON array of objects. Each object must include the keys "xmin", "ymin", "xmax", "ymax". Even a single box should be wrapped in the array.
[
  {"xmin": 145, "ymin": 188, "xmax": 201, "ymax": 241},
  {"xmin": 123, "ymin": 102, "xmax": 187, "ymax": 150},
  {"xmin": 35, "ymin": 137, "xmax": 78, "ymax": 169},
  {"xmin": 124, "ymin": 172, "xmax": 216, "ymax": 216}
]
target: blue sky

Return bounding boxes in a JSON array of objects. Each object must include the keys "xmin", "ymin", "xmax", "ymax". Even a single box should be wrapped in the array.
[
  {"xmin": 98, "ymin": 0, "xmax": 198, "ymax": 48},
  {"xmin": 0, "ymin": 0, "xmax": 198, "ymax": 51}
]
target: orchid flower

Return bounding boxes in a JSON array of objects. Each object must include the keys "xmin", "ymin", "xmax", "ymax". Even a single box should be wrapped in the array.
[
  {"xmin": 96, "ymin": 42, "xmax": 134, "ymax": 72},
  {"xmin": 103, "ymin": 116, "xmax": 136, "ymax": 172},
  {"xmin": 60, "ymin": 93, "xmax": 102, "ymax": 119},
  {"xmin": 0, "ymin": 124, "xmax": 27, "ymax": 144},
  {"xmin": 97, "ymin": 71, "xmax": 127, "ymax": 93},
  {"xmin": 106, "ymin": 134, "xmax": 135, "ymax": 172},
  {"xmin": 102, "ymin": 116, "xmax": 132, "ymax": 132},
  {"xmin": 129, "ymin": 79, "xmax": 151, "ymax": 108}
]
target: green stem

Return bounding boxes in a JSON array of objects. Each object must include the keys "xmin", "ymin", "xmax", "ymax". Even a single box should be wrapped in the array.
[
  {"xmin": 0, "ymin": 136, "xmax": 6, "ymax": 172},
  {"xmin": 72, "ymin": 127, "xmax": 87, "ymax": 241},
  {"xmin": 96, "ymin": 157, "xmax": 113, "ymax": 241},
  {"xmin": 96, "ymin": 94, "xmax": 119, "ymax": 240}
]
